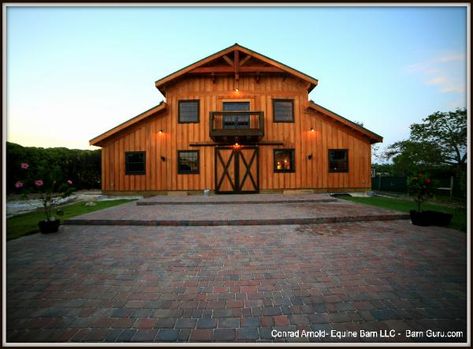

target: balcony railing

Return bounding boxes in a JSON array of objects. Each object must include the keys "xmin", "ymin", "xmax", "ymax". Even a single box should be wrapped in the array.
[{"xmin": 210, "ymin": 111, "xmax": 264, "ymax": 142}]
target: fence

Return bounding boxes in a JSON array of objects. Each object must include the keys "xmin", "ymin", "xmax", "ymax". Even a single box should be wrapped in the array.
[
  {"xmin": 371, "ymin": 176, "xmax": 407, "ymax": 193},
  {"xmin": 372, "ymin": 175, "xmax": 465, "ymax": 199}
]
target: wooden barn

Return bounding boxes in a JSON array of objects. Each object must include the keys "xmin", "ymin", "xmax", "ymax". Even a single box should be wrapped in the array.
[{"xmin": 90, "ymin": 44, "xmax": 382, "ymax": 194}]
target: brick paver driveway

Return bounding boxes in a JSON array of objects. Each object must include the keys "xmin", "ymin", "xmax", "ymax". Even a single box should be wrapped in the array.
[{"xmin": 7, "ymin": 208, "xmax": 467, "ymax": 343}]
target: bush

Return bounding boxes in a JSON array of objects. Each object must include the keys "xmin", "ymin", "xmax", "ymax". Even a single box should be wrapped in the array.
[{"xmin": 7, "ymin": 142, "xmax": 101, "ymax": 194}]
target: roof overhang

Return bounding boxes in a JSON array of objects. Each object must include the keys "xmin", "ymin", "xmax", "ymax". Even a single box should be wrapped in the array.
[
  {"xmin": 155, "ymin": 43, "xmax": 318, "ymax": 96},
  {"xmin": 307, "ymin": 101, "xmax": 383, "ymax": 144},
  {"xmin": 90, "ymin": 102, "xmax": 167, "ymax": 147}
]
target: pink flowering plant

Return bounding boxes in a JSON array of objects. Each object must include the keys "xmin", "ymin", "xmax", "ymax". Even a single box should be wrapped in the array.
[
  {"xmin": 408, "ymin": 172, "xmax": 433, "ymax": 212},
  {"xmin": 16, "ymin": 162, "xmax": 75, "ymax": 222}
]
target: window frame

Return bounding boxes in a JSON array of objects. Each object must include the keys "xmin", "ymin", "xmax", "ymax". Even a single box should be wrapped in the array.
[
  {"xmin": 177, "ymin": 150, "xmax": 200, "ymax": 175},
  {"xmin": 222, "ymin": 101, "xmax": 251, "ymax": 129},
  {"xmin": 328, "ymin": 149, "xmax": 349, "ymax": 173},
  {"xmin": 273, "ymin": 148, "xmax": 296, "ymax": 173},
  {"xmin": 272, "ymin": 99, "xmax": 294, "ymax": 123},
  {"xmin": 178, "ymin": 99, "xmax": 200, "ymax": 124},
  {"xmin": 125, "ymin": 151, "xmax": 146, "ymax": 175}
]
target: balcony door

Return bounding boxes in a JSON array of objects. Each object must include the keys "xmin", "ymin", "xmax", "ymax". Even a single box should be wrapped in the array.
[{"xmin": 223, "ymin": 102, "xmax": 250, "ymax": 129}]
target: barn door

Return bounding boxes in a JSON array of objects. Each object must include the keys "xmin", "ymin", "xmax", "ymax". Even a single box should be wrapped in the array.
[{"xmin": 215, "ymin": 147, "xmax": 259, "ymax": 194}]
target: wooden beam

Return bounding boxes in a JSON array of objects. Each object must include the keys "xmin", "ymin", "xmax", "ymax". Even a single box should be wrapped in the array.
[
  {"xmin": 222, "ymin": 55, "xmax": 233, "ymax": 66},
  {"xmin": 239, "ymin": 55, "xmax": 252, "ymax": 66},
  {"xmin": 190, "ymin": 141, "xmax": 284, "ymax": 147},
  {"xmin": 190, "ymin": 66, "xmax": 285, "ymax": 74},
  {"xmin": 234, "ymin": 50, "xmax": 240, "ymax": 81}
]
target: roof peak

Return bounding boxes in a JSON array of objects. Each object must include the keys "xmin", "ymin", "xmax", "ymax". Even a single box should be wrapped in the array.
[{"xmin": 155, "ymin": 44, "xmax": 318, "ymax": 95}]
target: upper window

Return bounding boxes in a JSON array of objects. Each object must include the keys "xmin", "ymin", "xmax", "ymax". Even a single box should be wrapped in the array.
[
  {"xmin": 178, "ymin": 150, "xmax": 199, "ymax": 174},
  {"xmin": 125, "ymin": 151, "xmax": 146, "ymax": 175},
  {"xmin": 274, "ymin": 149, "xmax": 295, "ymax": 173},
  {"xmin": 178, "ymin": 100, "xmax": 199, "ymax": 123},
  {"xmin": 273, "ymin": 99, "xmax": 294, "ymax": 123},
  {"xmin": 223, "ymin": 101, "xmax": 250, "ymax": 129},
  {"xmin": 328, "ymin": 149, "xmax": 348, "ymax": 173}
]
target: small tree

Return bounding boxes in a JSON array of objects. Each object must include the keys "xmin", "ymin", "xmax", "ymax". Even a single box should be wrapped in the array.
[
  {"xmin": 408, "ymin": 172, "xmax": 433, "ymax": 212},
  {"xmin": 16, "ymin": 162, "xmax": 74, "ymax": 222}
]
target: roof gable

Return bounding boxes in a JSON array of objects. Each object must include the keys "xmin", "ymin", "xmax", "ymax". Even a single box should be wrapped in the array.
[{"xmin": 155, "ymin": 43, "xmax": 318, "ymax": 95}]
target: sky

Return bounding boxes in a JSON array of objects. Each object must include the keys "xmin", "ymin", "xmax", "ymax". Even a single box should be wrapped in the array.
[{"xmin": 5, "ymin": 5, "xmax": 468, "ymax": 157}]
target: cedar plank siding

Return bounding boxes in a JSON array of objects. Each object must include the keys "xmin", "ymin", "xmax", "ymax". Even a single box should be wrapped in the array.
[{"xmin": 92, "ymin": 44, "xmax": 381, "ymax": 194}]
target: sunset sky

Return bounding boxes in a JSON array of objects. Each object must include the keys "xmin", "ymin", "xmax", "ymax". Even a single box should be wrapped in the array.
[{"xmin": 5, "ymin": 5, "xmax": 468, "ymax": 156}]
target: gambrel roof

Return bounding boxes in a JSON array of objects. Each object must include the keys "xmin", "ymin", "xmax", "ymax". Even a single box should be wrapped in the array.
[{"xmin": 155, "ymin": 43, "xmax": 319, "ymax": 96}]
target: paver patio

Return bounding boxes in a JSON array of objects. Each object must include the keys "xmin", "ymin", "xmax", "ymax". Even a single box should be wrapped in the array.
[
  {"xmin": 6, "ymin": 196, "xmax": 467, "ymax": 343},
  {"xmin": 64, "ymin": 194, "xmax": 408, "ymax": 226}
]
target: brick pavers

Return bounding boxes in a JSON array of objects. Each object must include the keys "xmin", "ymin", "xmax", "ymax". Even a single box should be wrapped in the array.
[
  {"xmin": 7, "ymin": 220, "xmax": 466, "ymax": 343},
  {"xmin": 64, "ymin": 196, "xmax": 409, "ymax": 226}
]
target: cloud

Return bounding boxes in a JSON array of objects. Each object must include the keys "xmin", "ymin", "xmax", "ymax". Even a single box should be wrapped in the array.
[
  {"xmin": 426, "ymin": 75, "xmax": 464, "ymax": 93},
  {"xmin": 407, "ymin": 52, "xmax": 466, "ymax": 94},
  {"xmin": 437, "ymin": 53, "xmax": 464, "ymax": 63}
]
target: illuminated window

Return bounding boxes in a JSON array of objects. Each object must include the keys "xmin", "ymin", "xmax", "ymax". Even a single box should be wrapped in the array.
[
  {"xmin": 328, "ymin": 149, "xmax": 349, "ymax": 173},
  {"xmin": 274, "ymin": 149, "xmax": 295, "ymax": 173},
  {"xmin": 178, "ymin": 150, "xmax": 199, "ymax": 174}
]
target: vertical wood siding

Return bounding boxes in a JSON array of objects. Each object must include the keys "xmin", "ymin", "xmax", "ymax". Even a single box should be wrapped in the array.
[{"xmin": 101, "ymin": 75, "xmax": 373, "ymax": 192}]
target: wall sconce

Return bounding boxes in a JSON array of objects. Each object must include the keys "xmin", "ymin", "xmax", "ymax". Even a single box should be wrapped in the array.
[
  {"xmin": 307, "ymin": 154, "xmax": 313, "ymax": 160},
  {"xmin": 234, "ymin": 79, "xmax": 240, "ymax": 92},
  {"xmin": 160, "ymin": 156, "xmax": 166, "ymax": 162},
  {"xmin": 233, "ymin": 142, "xmax": 241, "ymax": 151},
  {"xmin": 158, "ymin": 129, "xmax": 164, "ymax": 134},
  {"xmin": 309, "ymin": 127, "xmax": 315, "ymax": 133}
]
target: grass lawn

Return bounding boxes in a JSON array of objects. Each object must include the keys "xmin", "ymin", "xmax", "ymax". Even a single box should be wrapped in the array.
[
  {"xmin": 341, "ymin": 196, "xmax": 467, "ymax": 232},
  {"xmin": 7, "ymin": 199, "xmax": 135, "ymax": 241}
]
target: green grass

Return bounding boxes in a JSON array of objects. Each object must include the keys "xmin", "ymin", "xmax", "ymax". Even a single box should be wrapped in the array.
[
  {"xmin": 340, "ymin": 196, "xmax": 467, "ymax": 232},
  {"xmin": 7, "ymin": 199, "xmax": 135, "ymax": 241}
]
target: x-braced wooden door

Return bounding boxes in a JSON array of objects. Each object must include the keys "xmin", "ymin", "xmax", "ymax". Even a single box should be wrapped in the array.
[{"xmin": 215, "ymin": 147, "xmax": 259, "ymax": 194}]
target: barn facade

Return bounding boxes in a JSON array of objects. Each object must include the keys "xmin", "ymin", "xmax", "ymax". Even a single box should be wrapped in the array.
[{"xmin": 90, "ymin": 44, "xmax": 382, "ymax": 194}]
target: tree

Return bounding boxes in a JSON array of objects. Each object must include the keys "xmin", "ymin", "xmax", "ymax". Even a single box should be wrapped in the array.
[{"xmin": 385, "ymin": 108, "xmax": 467, "ymax": 175}]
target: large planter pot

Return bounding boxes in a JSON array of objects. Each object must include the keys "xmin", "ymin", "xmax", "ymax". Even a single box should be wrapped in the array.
[
  {"xmin": 410, "ymin": 210, "xmax": 431, "ymax": 226},
  {"xmin": 38, "ymin": 220, "xmax": 60, "ymax": 234},
  {"xmin": 428, "ymin": 211, "xmax": 453, "ymax": 226},
  {"xmin": 410, "ymin": 210, "xmax": 453, "ymax": 227}
]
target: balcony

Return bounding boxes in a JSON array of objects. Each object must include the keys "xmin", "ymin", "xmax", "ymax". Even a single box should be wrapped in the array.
[{"xmin": 210, "ymin": 111, "xmax": 264, "ymax": 143}]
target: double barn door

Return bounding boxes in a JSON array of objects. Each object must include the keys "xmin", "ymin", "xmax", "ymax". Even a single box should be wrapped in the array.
[{"xmin": 215, "ymin": 147, "xmax": 259, "ymax": 194}]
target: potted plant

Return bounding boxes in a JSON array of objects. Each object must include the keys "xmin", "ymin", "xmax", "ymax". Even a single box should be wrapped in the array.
[
  {"xmin": 408, "ymin": 172, "xmax": 452, "ymax": 227},
  {"xmin": 15, "ymin": 162, "xmax": 74, "ymax": 234}
]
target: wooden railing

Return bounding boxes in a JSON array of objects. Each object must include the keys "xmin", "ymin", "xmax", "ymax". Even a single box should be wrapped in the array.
[{"xmin": 210, "ymin": 111, "xmax": 264, "ymax": 141}]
